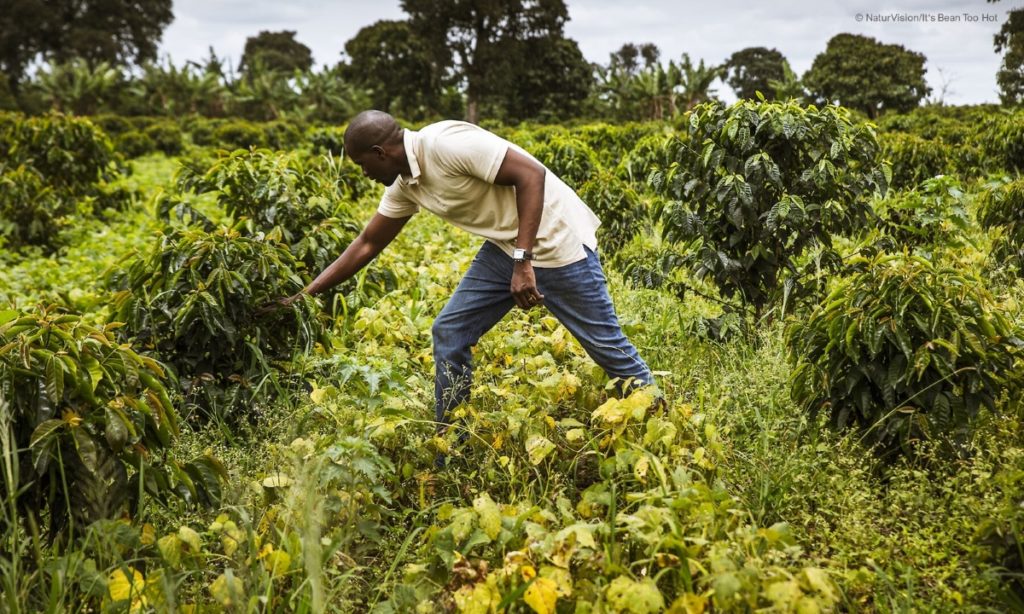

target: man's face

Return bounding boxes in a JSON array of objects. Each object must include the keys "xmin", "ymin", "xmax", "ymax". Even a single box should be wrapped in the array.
[{"xmin": 349, "ymin": 146, "xmax": 401, "ymax": 186}]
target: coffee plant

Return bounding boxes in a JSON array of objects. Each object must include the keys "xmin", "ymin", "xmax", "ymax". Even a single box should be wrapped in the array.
[
  {"xmin": 0, "ymin": 308, "xmax": 225, "ymax": 539},
  {"xmin": 1, "ymin": 112, "xmax": 120, "ymax": 193},
  {"xmin": 110, "ymin": 226, "xmax": 329, "ymax": 420},
  {"xmin": 0, "ymin": 165, "xmax": 68, "ymax": 249},
  {"xmin": 978, "ymin": 177, "xmax": 1024, "ymax": 269},
  {"xmin": 875, "ymin": 175, "xmax": 972, "ymax": 250},
  {"xmin": 174, "ymin": 148, "xmax": 364, "ymax": 273},
  {"xmin": 787, "ymin": 252, "xmax": 1023, "ymax": 457},
  {"xmin": 982, "ymin": 110, "xmax": 1024, "ymax": 173},
  {"xmin": 878, "ymin": 132, "xmax": 954, "ymax": 190},
  {"xmin": 651, "ymin": 100, "xmax": 889, "ymax": 315},
  {"xmin": 577, "ymin": 170, "xmax": 647, "ymax": 252},
  {"xmin": 0, "ymin": 112, "xmax": 125, "ymax": 249},
  {"xmin": 525, "ymin": 135, "xmax": 601, "ymax": 190}
]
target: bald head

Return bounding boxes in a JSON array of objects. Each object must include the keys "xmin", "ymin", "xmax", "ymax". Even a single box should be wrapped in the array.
[{"xmin": 344, "ymin": 110, "xmax": 403, "ymax": 157}]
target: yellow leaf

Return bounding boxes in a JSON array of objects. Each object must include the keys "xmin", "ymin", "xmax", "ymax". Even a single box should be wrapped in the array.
[
  {"xmin": 157, "ymin": 534, "xmax": 183, "ymax": 568},
  {"xmin": 667, "ymin": 593, "xmax": 707, "ymax": 614},
  {"xmin": 525, "ymin": 435, "xmax": 555, "ymax": 465},
  {"xmin": 263, "ymin": 549, "xmax": 291, "ymax": 576},
  {"xmin": 107, "ymin": 568, "xmax": 146, "ymax": 604},
  {"xmin": 139, "ymin": 523, "xmax": 156, "ymax": 546},
  {"xmin": 565, "ymin": 428, "xmax": 585, "ymax": 443},
  {"xmin": 520, "ymin": 565, "xmax": 537, "ymax": 581},
  {"xmin": 178, "ymin": 526, "xmax": 201, "ymax": 553},
  {"xmin": 210, "ymin": 572, "xmax": 245, "ymax": 607},
  {"xmin": 453, "ymin": 576, "xmax": 501, "ymax": 614},
  {"xmin": 524, "ymin": 577, "xmax": 558, "ymax": 614},
  {"xmin": 539, "ymin": 566, "xmax": 573, "ymax": 597},
  {"xmin": 473, "ymin": 493, "xmax": 502, "ymax": 540}
]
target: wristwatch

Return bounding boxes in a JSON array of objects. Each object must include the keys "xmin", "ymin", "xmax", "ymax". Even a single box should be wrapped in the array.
[{"xmin": 512, "ymin": 248, "xmax": 534, "ymax": 263}]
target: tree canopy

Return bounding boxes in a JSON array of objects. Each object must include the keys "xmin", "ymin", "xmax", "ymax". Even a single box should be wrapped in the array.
[
  {"xmin": 342, "ymin": 20, "xmax": 444, "ymax": 121},
  {"xmin": 239, "ymin": 31, "xmax": 314, "ymax": 75},
  {"xmin": 724, "ymin": 46, "xmax": 788, "ymax": 100},
  {"xmin": 803, "ymin": 33, "xmax": 930, "ymax": 118},
  {"xmin": 401, "ymin": 0, "xmax": 587, "ymax": 123},
  {"xmin": 0, "ymin": 0, "xmax": 172, "ymax": 92},
  {"xmin": 995, "ymin": 8, "xmax": 1024, "ymax": 105}
]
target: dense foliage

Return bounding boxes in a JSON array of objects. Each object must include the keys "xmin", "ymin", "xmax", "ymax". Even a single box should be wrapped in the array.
[
  {"xmin": 650, "ymin": 100, "xmax": 887, "ymax": 314},
  {"xmin": 110, "ymin": 227, "xmax": 329, "ymax": 420},
  {"xmin": 787, "ymin": 253, "xmax": 1023, "ymax": 456},
  {"xmin": 0, "ymin": 308, "xmax": 224, "ymax": 539},
  {"xmin": 0, "ymin": 112, "xmax": 123, "ymax": 249},
  {"xmin": 803, "ymin": 33, "xmax": 930, "ymax": 118}
]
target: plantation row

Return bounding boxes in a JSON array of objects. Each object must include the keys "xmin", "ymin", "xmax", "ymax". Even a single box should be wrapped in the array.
[{"xmin": 1, "ymin": 103, "xmax": 1023, "ymax": 611}]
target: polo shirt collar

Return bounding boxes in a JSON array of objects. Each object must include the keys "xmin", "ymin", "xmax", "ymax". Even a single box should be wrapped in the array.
[{"xmin": 402, "ymin": 129, "xmax": 421, "ymax": 185}]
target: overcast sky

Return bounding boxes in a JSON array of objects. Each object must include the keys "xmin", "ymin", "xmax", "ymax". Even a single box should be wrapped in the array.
[{"xmin": 159, "ymin": 0, "xmax": 1024, "ymax": 106}]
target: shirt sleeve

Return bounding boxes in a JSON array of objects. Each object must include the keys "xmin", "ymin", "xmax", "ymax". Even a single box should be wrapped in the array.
[
  {"xmin": 431, "ymin": 124, "xmax": 509, "ymax": 183},
  {"xmin": 377, "ymin": 184, "xmax": 419, "ymax": 218}
]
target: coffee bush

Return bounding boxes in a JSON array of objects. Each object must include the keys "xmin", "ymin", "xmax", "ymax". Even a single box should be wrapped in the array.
[
  {"xmin": 0, "ymin": 308, "xmax": 225, "ymax": 539},
  {"xmin": 787, "ymin": 252, "xmax": 1023, "ymax": 456},
  {"xmin": 651, "ymin": 100, "xmax": 887, "ymax": 314},
  {"xmin": 111, "ymin": 226, "xmax": 330, "ymax": 419}
]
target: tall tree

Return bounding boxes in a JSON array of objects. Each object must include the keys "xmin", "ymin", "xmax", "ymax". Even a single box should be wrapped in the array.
[
  {"xmin": 402, "ymin": 0, "xmax": 574, "ymax": 123},
  {"xmin": 608, "ymin": 42, "xmax": 660, "ymax": 75},
  {"xmin": 239, "ymin": 31, "xmax": 314, "ymax": 76},
  {"xmin": 489, "ymin": 35, "xmax": 593, "ymax": 122},
  {"xmin": 0, "ymin": 0, "xmax": 172, "ymax": 94},
  {"xmin": 724, "ymin": 46, "xmax": 788, "ymax": 100},
  {"xmin": 342, "ymin": 20, "xmax": 443, "ymax": 120},
  {"xmin": 995, "ymin": 8, "xmax": 1024, "ymax": 105},
  {"xmin": 803, "ymin": 33, "xmax": 930, "ymax": 118}
]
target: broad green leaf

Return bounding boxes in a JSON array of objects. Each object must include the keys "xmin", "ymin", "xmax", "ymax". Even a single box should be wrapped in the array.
[{"xmin": 29, "ymin": 419, "xmax": 64, "ymax": 449}]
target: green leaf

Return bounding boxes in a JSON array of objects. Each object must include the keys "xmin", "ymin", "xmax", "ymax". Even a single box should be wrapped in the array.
[{"xmin": 29, "ymin": 419, "xmax": 65, "ymax": 449}]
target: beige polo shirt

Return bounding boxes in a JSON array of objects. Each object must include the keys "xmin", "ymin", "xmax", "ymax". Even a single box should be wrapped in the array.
[{"xmin": 377, "ymin": 120, "xmax": 601, "ymax": 268}]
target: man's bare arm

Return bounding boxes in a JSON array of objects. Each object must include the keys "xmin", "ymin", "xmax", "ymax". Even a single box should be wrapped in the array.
[
  {"xmin": 302, "ymin": 212, "xmax": 411, "ymax": 297},
  {"xmin": 493, "ymin": 148, "xmax": 546, "ymax": 309}
]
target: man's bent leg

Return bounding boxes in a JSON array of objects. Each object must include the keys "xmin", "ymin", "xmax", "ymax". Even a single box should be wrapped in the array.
[
  {"xmin": 535, "ymin": 246, "xmax": 654, "ymax": 391},
  {"xmin": 433, "ymin": 242, "xmax": 516, "ymax": 428}
]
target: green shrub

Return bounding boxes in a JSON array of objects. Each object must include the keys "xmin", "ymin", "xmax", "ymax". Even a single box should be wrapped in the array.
[
  {"xmin": 263, "ymin": 120, "xmax": 303, "ymax": 150},
  {"xmin": 787, "ymin": 252, "xmax": 1023, "ymax": 457},
  {"xmin": 143, "ymin": 121, "xmax": 185, "ymax": 156},
  {"xmin": 309, "ymin": 126, "xmax": 345, "ymax": 156},
  {"xmin": 651, "ymin": 100, "xmax": 888, "ymax": 315},
  {"xmin": 982, "ymin": 111, "xmax": 1024, "ymax": 173},
  {"xmin": 110, "ymin": 226, "xmax": 330, "ymax": 420},
  {"xmin": 212, "ymin": 120, "xmax": 266, "ymax": 150},
  {"xmin": 175, "ymin": 149, "xmax": 363, "ymax": 273},
  {"xmin": 578, "ymin": 170, "xmax": 647, "ymax": 252},
  {"xmin": 89, "ymin": 114, "xmax": 133, "ymax": 136},
  {"xmin": 525, "ymin": 135, "xmax": 601, "ymax": 190},
  {"xmin": 0, "ymin": 165, "xmax": 69, "ymax": 248},
  {"xmin": 183, "ymin": 116, "xmax": 222, "ymax": 147},
  {"xmin": 878, "ymin": 132, "xmax": 954, "ymax": 190},
  {"xmin": 977, "ymin": 177, "xmax": 1024, "ymax": 270},
  {"xmin": 1, "ymin": 111, "xmax": 120, "ymax": 193},
  {"xmin": 615, "ymin": 134, "xmax": 685, "ymax": 186},
  {"xmin": 875, "ymin": 175, "xmax": 972, "ymax": 250},
  {"xmin": 0, "ymin": 308, "xmax": 225, "ymax": 539},
  {"xmin": 115, "ymin": 130, "xmax": 157, "ymax": 158},
  {"xmin": 575, "ymin": 122, "xmax": 661, "ymax": 166}
]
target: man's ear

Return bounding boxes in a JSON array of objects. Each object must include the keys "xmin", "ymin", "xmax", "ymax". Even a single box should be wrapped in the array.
[{"xmin": 371, "ymin": 144, "xmax": 387, "ymax": 159}]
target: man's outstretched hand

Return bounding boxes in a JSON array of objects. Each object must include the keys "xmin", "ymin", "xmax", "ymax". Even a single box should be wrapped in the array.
[
  {"xmin": 511, "ymin": 263, "xmax": 544, "ymax": 309},
  {"xmin": 256, "ymin": 292, "xmax": 305, "ymax": 316}
]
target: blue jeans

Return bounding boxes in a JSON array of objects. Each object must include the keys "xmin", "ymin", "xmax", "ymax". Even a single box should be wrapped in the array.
[{"xmin": 432, "ymin": 241, "xmax": 654, "ymax": 428}]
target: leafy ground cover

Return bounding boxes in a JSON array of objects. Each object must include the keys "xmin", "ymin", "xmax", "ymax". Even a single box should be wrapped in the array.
[{"xmin": 2, "ymin": 107, "xmax": 1024, "ymax": 612}]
